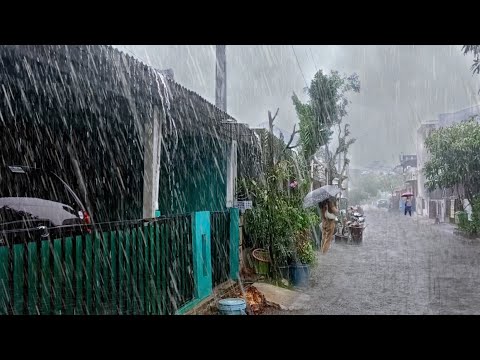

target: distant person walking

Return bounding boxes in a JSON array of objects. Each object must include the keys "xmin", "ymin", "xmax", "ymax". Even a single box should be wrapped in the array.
[{"xmin": 404, "ymin": 197, "xmax": 412, "ymax": 216}]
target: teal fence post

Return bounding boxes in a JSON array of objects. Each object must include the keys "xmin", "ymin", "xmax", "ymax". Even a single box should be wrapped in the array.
[
  {"xmin": 229, "ymin": 207, "xmax": 240, "ymax": 281},
  {"xmin": 192, "ymin": 211, "xmax": 212, "ymax": 300}
]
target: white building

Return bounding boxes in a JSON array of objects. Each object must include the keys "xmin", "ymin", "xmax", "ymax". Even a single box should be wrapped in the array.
[{"xmin": 416, "ymin": 105, "xmax": 480, "ymax": 221}]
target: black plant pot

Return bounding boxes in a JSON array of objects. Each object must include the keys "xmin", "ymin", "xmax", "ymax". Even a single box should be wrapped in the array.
[{"xmin": 289, "ymin": 263, "xmax": 309, "ymax": 287}]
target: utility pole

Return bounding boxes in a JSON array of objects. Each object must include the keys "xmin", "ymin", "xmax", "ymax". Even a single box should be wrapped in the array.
[
  {"xmin": 267, "ymin": 109, "xmax": 279, "ymax": 169},
  {"xmin": 216, "ymin": 45, "xmax": 236, "ymax": 210},
  {"xmin": 215, "ymin": 45, "xmax": 227, "ymax": 111}
]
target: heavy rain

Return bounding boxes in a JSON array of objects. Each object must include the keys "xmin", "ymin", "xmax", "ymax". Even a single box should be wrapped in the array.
[{"xmin": 0, "ymin": 45, "xmax": 479, "ymax": 315}]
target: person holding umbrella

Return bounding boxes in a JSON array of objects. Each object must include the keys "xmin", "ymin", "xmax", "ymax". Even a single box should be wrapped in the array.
[
  {"xmin": 320, "ymin": 197, "xmax": 339, "ymax": 254},
  {"xmin": 303, "ymin": 185, "xmax": 341, "ymax": 254}
]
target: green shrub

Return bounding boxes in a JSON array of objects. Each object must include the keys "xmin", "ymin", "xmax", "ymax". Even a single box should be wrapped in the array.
[
  {"xmin": 457, "ymin": 197, "xmax": 480, "ymax": 235},
  {"xmin": 295, "ymin": 230, "xmax": 317, "ymax": 265},
  {"xmin": 242, "ymin": 159, "xmax": 320, "ymax": 271},
  {"xmin": 457, "ymin": 212, "xmax": 471, "ymax": 232}
]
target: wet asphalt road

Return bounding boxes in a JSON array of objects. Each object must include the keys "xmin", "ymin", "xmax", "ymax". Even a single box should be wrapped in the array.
[{"xmin": 267, "ymin": 207, "xmax": 480, "ymax": 315}]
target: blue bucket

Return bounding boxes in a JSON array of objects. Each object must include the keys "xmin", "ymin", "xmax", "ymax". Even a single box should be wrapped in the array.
[{"xmin": 218, "ymin": 298, "xmax": 247, "ymax": 315}]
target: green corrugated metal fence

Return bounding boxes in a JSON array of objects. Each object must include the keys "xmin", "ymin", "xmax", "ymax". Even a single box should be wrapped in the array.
[{"xmin": 0, "ymin": 215, "xmax": 194, "ymax": 315}]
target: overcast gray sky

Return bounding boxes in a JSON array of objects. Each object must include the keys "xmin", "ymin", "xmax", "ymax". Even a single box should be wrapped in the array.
[{"xmin": 114, "ymin": 45, "xmax": 480, "ymax": 168}]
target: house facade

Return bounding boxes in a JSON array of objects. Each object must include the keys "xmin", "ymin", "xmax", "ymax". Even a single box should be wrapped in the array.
[
  {"xmin": 0, "ymin": 45, "xmax": 261, "ymax": 222},
  {"xmin": 416, "ymin": 105, "xmax": 480, "ymax": 222}
]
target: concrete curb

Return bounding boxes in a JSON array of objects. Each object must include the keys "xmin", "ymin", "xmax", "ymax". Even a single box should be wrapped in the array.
[
  {"xmin": 253, "ymin": 282, "xmax": 311, "ymax": 311},
  {"xmin": 181, "ymin": 280, "xmax": 239, "ymax": 315}
]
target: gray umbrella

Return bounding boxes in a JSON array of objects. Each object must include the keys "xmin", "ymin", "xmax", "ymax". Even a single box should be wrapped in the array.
[{"xmin": 303, "ymin": 185, "xmax": 341, "ymax": 209}]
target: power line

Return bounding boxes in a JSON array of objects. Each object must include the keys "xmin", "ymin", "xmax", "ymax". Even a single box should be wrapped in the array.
[
  {"xmin": 291, "ymin": 45, "xmax": 308, "ymax": 88},
  {"xmin": 309, "ymin": 47, "xmax": 319, "ymax": 73}
]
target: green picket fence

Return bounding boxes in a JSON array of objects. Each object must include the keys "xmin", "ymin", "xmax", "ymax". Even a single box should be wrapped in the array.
[
  {"xmin": 210, "ymin": 211, "xmax": 230, "ymax": 288},
  {"xmin": 0, "ymin": 215, "xmax": 194, "ymax": 315}
]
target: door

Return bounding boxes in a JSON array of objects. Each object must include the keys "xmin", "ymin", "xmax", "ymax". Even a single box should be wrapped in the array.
[
  {"xmin": 429, "ymin": 200, "xmax": 436, "ymax": 219},
  {"xmin": 439, "ymin": 200, "xmax": 446, "ymax": 223}
]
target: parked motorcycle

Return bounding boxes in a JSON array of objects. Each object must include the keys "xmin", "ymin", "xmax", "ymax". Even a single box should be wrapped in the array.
[
  {"xmin": 346, "ymin": 207, "xmax": 366, "ymax": 242},
  {"xmin": 351, "ymin": 212, "xmax": 365, "ymax": 224},
  {"xmin": 336, "ymin": 206, "xmax": 366, "ymax": 243},
  {"xmin": 346, "ymin": 206, "xmax": 365, "ymax": 226}
]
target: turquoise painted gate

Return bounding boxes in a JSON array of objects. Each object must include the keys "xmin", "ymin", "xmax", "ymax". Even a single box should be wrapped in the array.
[{"xmin": 211, "ymin": 211, "xmax": 231, "ymax": 287}]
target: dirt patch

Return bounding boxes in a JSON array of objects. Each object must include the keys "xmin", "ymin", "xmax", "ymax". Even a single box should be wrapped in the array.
[{"xmin": 232, "ymin": 284, "xmax": 279, "ymax": 315}]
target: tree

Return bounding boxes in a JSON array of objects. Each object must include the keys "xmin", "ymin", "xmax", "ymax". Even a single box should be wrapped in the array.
[
  {"xmin": 348, "ymin": 188, "xmax": 370, "ymax": 206},
  {"xmin": 424, "ymin": 118, "xmax": 480, "ymax": 205},
  {"xmin": 326, "ymin": 123, "xmax": 356, "ymax": 187},
  {"xmin": 377, "ymin": 172, "xmax": 404, "ymax": 193},
  {"xmin": 292, "ymin": 92, "xmax": 331, "ymax": 162},
  {"xmin": 348, "ymin": 171, "xmax": 404, "ymax": 205},
  {"xmin": 292, "ymin": 70, "xmax": 360, "ymax": 163},
  {"xmin": 292, "ymin": 70, "xmax": 360, "ymax": 185},
  {"xmin": 252, "ymin": 108, "xmax": 300, "ymax": 180},
  {"xmin": 462, "ymin": 45, "xmax": 480, "ymax": 75}
]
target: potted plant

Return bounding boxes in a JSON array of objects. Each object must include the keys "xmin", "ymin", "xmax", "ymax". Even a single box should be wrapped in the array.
[
  {"xmin": 242, "ymin": 162, "xmax": 319, "ymax": 280},
  {"xmin": 243, "ymin": 176, "xmax": 299, "ymax": 278},
  {"xmin": 289, "ymin": 230, "xmax": 316, "ymax": 287}
]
